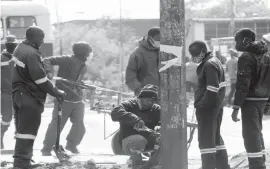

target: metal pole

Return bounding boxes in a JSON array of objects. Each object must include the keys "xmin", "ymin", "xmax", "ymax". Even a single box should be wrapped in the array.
[
  {"xmin": 230, "ymin": 0, "xmax": 236, "ymax": 36},
  {"xmin": 160, "ymin": 0, "xmax": 187, "ymax": 169}
]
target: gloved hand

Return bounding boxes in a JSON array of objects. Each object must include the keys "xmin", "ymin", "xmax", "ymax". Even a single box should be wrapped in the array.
[
  {"xmin": 134, "ymin": 120, "xmax": 145, "ymax": 131},
  {"xmin": 55, "ymin": 89, "xmax": 66, "ymax": 102}
]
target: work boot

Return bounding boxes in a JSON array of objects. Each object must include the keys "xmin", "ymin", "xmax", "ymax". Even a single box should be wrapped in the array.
[
  {"xmin": 41, "ymin": 148, "xmax": 52, "ymax": 156},
  {"xmin": 65, "ymin": 144, "xmax": 80, "ymax": 154}
]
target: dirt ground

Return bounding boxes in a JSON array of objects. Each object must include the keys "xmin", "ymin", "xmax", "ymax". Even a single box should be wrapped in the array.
[{"xmin": 1, "ymin": 106, "xmax": 270, "ymax": 169}]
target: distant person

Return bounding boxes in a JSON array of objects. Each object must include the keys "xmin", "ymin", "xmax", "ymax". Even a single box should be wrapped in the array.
[
  {"xmin": 125, "ymin": 27, "xmax": 160, "ymax": 96},
  {"xmin": 262, "ymin": 33, "xmax": 270, "ymax": 115},
  {"xmin": 185, "ymin": 56, "xmax": 198, "ymax": 105},
  {"xmin": 225, "ymin": 49, "xmax": 238, "ymax": 105},
  {"xmin": 215, "ymin": 51, "xmax": 227, "ymax": 64},
  {"xmin": 111, "ymin": 84, "xmax": 161, "ymax": 169},
  {"xmin": 231, "ymin": 28, "xmax": 270, "ymax": 169},
  {"xmin": 1, "ymin": 35, "xmax": 18, "ymax": 149}
]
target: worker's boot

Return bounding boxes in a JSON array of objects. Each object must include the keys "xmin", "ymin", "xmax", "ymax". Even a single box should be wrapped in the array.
[
  {"xmin": 41, "ymin": 147, "xmax": 52, "ymax": 156},
  {"xmin": 1, "ymin": 123, "xmax": 9, "ymax": 149},
  {"xmin": 130, "ymin": 154, "xmax": 144, "ymax": 169},
  {"xmin": 65, "ymin": 144, "xmax": 80, "ymax": 154}
]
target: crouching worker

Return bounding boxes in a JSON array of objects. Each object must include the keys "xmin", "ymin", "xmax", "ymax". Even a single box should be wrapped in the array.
[{"xmin": 111, "ymin": 84, "xmax": 161, "ymax": 169}]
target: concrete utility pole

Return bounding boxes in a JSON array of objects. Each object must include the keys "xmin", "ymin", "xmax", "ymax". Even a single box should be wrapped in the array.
[{"xmin": 160, "ymin": 0, "xmax": 187, "ymax": 169}]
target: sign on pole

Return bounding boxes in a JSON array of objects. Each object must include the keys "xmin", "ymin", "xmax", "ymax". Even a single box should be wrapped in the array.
[{"xmin": 159, "ymin": 0, "xmax": 187, "ymax": 169}]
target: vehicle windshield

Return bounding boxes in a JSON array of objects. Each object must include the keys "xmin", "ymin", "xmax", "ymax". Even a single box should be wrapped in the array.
[{"xmin": 6, "ymin": 16, "xmax": 36, "ymax": 39}]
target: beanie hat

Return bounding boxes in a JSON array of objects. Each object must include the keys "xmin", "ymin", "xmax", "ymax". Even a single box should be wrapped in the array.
[
  {"xmin": 147, "ymin": 27, "xmax": 160, "ymax": 38},
  {"xmin": 138, "ymin": 84, "xmax": 158, "ymax": 100},
  {"xmin": 5, "ymin": 35, "xmax": 18, "ymax": 44},
  {"xmin": 72, "ymin": 41, "xmax": 92, "ymax": 56}
]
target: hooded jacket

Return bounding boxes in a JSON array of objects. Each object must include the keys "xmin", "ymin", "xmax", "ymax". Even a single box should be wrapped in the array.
[
  {"xmin": 233, "ymin": 41, "xmax": 270, "ymax": 109},
  {"xmin": 125, "ymin": 37, "xmax": 160, "ymax": 95},
  {"xmin": 1, "ymin": 49, "xmax": 15, "ymax": 94},
  {"xmin": 194, "ymin": 53, "xmax": 226, "ymax": 108}
]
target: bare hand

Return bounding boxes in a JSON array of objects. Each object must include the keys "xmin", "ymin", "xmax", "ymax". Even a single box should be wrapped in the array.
[
  {"xmin": 134, "ymin": 120, "xmax": 145, "ymax": 130},
  {"xmin": 231, "ymin": 109, "xmax": 240, "ymax": 122}
]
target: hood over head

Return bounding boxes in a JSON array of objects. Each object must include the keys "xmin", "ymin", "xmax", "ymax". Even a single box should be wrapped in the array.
[
  {"xmin": 245, "ymin": 41, "xmax": 268, "ymax": 55},
  {"xmin": 138, "ymin": 36, "xmax": 159, "ymax": 51}
]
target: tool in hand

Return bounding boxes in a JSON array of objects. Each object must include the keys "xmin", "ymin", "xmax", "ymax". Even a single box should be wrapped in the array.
[{"xmin": 52, "ymin": 101, "xmax": 70, "ymax": 163}]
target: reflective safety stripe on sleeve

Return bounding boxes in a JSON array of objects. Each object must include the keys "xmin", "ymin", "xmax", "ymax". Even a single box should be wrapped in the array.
[
  {"xmin": 1, "ymin": 120, "xmax": 11, "ymax": 125},
  {"xmin": 216, "ymin": 145, "xmax": 226, "ymax": 151},
  {"xmin": 1, "ymin": 61, "xmax": 10, "ymax": 66},
  {"xmin": 247, "ymin": 152, "xmax": 263, "ymax": 158},
  {"xmin": 206, "ymin": 82, "xmax": 227, "ymax": 93},
  {"xmin": 200, "ymin": 148, "xmax": 216, "ymax": 154},
  {"xmin": 206, "ymin": 86, "xmax": 219, "ymax": 92},
  {"xmin": 35, "ymin": 77, "xmax": 48, "ymax": 84},
  {"xmin": 16, "ymin": 133, "xmax": 36, "ymax": 140},
  {"xmin": 12, "ymin": 57, "xmax": 25, "ymax": 68},
  {"xmin": 262, "ymin": 149, "xmax": 266, "ymax": 154}
]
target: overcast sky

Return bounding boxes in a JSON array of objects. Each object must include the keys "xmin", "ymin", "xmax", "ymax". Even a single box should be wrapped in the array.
[{"xmin": 33, "ymin": 0, "xmax": 160, "ymax": 23}]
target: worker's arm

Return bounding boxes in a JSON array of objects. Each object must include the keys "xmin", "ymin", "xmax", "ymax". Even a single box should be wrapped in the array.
[
  {"xmin": 111, "ymin": 101, "xmax": 141, "ymax": 126},
  {"xmin": 27, "ymin": 52, "xmax": 62, "ymax": 97},
  {"xmin": 153, "ymin": 104, "xmax": 161, "ymax": 126},
  {"xmin": 43, "ymin": 55, "xmax": 70, "ymax": 75},
  {"xmin": 233, "ymin": 53, "xmax": 254, "ymax": 109},
  {"xmin": 125, "ymin": 50, "xmax": 143, "ymax": 94},
  {"xmin": 196, "ymin": 62, "xmax": 220, "ymax": 107}
]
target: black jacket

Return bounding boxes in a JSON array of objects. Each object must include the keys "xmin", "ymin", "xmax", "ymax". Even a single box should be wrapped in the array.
[
  {"xmin": 111, "ymin": 99, "xmax": 160, "ymax": 145},
  {"xmin": 194, "ymin": 53, "xmax": 226, "ymax": 108},
  {"xmin": 1, "ymin": 50, "xmax": 14, "ymax": 94},
  {"xmin": 233, "ymin": 41, "xmax": 270, "ymax": 109}
]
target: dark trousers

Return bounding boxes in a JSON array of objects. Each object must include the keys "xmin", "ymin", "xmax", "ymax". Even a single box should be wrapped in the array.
[
  {"xmin": 1, "ymin": 92, "xmax": 13, "ymax": 143},
  {"xmin": 227, "ymin": 83, "xmax": 236, "ymax": 104},
  {"xmin": 241, "ymin": 101, "xmax": 267, "ymax": 169},
  {"xmin": 196, "ymin": 107, "xmax": 230, "ymax": 169},
  {"xmin": 12, "ymin": 91, "xmax": 44, "ymax": 168},
  {"xmin": 42, "ymin": 99, "xmax": 85, "ymax": 150}
]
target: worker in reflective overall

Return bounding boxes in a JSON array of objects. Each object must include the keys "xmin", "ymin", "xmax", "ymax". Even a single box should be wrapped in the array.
[
  {"xmin": 189, "ymin": 41, "xmax": 230, "ymax": 169},
  {"xmin": 1, "ymin": 35, "xmax": 18, "ymax": 149},
  {"xmin": 12, "ymin": 26, "xmax": 65, "ymax": 169},
  {"xmin": 41, "ymin": 41, "xmax": 92, "ymax": 156},
  {"xmin": 231, "ymin": 28, "xmax": 270, "ymax": 169}
]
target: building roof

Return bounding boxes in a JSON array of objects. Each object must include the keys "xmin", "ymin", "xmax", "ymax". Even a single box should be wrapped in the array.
[
  {"xmin": 191, "ymin": 17, "xmax": 270, "ymax": 22},
  {"xmin": 1, "ymin": 1, "xmax": 50, "ymax": 17}
]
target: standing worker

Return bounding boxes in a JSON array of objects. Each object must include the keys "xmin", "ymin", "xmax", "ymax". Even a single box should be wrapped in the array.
[
  {"xmin": 1, "ymin": 35, "xmax": 18, "ymax": 149},
  {"xmin": 262, "ymin": 33, "xmax": 270, "ymax": 115},
  {"xmin": 125, "ymin": 27, "xmax": 160, "ymax": 96},
  {"xmin": 12, "ymin": 26, "xmax": 66, "ymax": 169},
  {"xmin": 189, "ymin": 41, "xmax": 230, "ymax": 169},
  {"xmin": 231, "ymin": 28, "xmax": 270, "ymax": 169},
  {"xmin": 225, "ymin": 49, "xmax": 238, "ymax": 105},
  {"xmin": 41, "ymin": 41, "xmax": 92, "ymax": 156}
]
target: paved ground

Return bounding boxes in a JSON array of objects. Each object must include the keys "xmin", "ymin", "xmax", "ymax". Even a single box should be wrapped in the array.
[{"xmin": 1, "ymin": 105, "xmax": 270, "ymax": 168}]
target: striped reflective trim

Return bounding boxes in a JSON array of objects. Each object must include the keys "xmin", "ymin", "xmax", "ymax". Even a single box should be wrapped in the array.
[
  {"xmin": 216, "ymin": 145, "xmax": 226, "ymax": 151},
  {"xmin": 247, "ymin": 152, "xmax": 263, "ymax": 158},
  {"xmin": 64, "ymin": 100, "xmax": 83, "ymax": 103},
  {"xmin": 1, "ymin": 61, "xmax": 10, "ymax": 66},
  {"xmin": 35, "ymin": 77, "xmax": 48, "ymax": 84},
  {"xmin": 232, "ymin": 105, "xmax": 241, "ymax": 109},
  {"xmin": 12, "ymin": 57, "xmax": 25, "ymax": 68},
  {"xmin": 16, "ymin": 133, "xmax": 36, "ymax": 140},
  {"xmin": 200, "ymin": 148, "xmax": 216, "ymax": 154},
  {"xmin": 206, "ymin": 82, "xmax": 227, "ymax": 93},
  {"xmin": 206, "ymin": 86, "xmax": 219, "ymax": 92},
  {"xmin": 262, "ymin": 149, "xmax": 266, "ymax": 154},
  {"xmin": 245, "ymin": 97, "xmax": 268, "ymax": 101},
  {"xmin": 1, "ymin": 120, "xmax": 11, "ymax": 125}
]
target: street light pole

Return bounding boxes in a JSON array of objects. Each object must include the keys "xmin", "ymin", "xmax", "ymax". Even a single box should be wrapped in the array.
[
  {"xmin": 230, "ymin": 0, "xmax": 236, "ymax": 36},
  {"xmin": 160, "ymin": 0, "xmax": 187, "ymax": 169}
]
